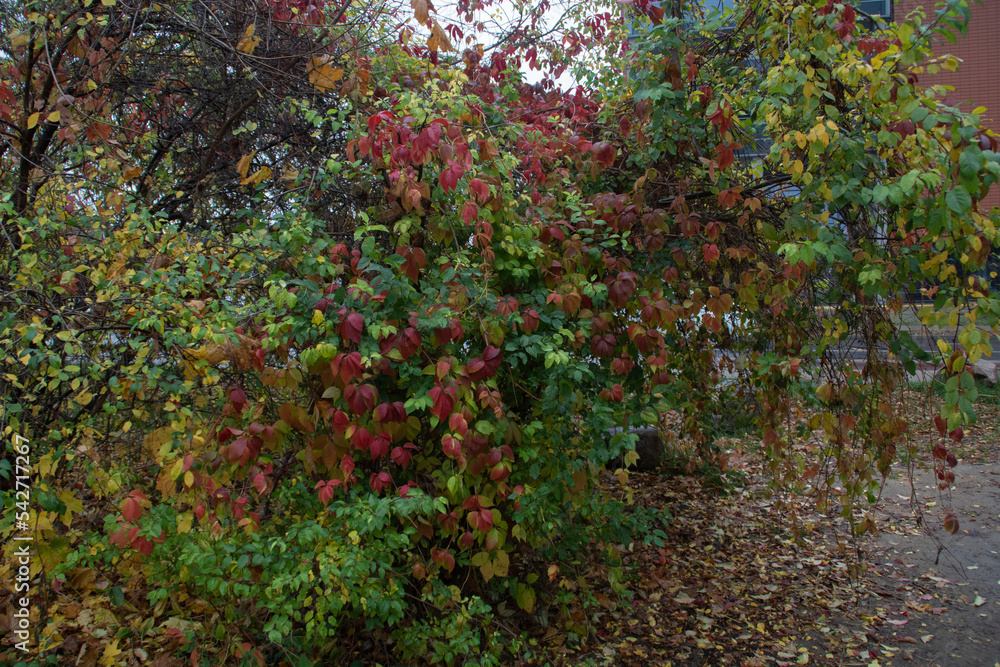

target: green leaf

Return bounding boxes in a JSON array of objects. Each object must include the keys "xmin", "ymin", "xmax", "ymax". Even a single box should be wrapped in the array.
[{"xmin": 945, "ymin": 188, "xmax": 971, "ymax": 214}]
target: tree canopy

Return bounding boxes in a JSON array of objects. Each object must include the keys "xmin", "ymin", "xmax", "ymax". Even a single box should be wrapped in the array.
[{"xmin": 2, "ymin": 0, "xmax": 998, "ymax": 663}]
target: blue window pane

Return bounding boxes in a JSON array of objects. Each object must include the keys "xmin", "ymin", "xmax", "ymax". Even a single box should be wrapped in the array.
[{"xmin": 858, "ymin": 0, "xmax": 891, "ymax": 17}]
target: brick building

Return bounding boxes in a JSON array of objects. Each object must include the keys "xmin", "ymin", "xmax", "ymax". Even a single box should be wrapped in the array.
[
  {"xmin": 893, "ymin": 0, "xmax": 1000, "ymax": 126},
  {"xmin": 893, "ymin": 0, "xmax": 1000, "ymax": 206}
]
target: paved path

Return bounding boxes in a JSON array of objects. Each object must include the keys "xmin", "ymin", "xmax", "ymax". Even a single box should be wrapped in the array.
[{"xmin": 867, "ymin": 464, "xmax": 1000, "ymax": 666}]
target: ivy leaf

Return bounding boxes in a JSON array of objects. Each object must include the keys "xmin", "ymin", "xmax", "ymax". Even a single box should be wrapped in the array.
[{"xmin": 341, "ymin": 312, "xmax": 364, "ymax": 344}]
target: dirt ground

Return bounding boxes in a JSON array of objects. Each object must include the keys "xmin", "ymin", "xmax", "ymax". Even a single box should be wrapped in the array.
[{"xmin": 523, "ymin": 390, "xmax": 1000, "ymax": 667}]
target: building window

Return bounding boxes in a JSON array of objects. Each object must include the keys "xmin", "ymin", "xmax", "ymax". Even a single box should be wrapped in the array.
[{"xmin": 857, "ymin": 0, "xmax": 892, "ymax": 19}]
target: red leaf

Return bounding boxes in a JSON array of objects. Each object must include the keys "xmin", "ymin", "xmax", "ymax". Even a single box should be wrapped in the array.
[
  {"xmin": 228, "ymin": 437, "xmax": 248, "ymax": 463},
  {"xmin": 317, "ymin": 480, "xmax": 341, "ymax": 504},
  {"xmin": 449, "ymin": 413, "xmax": 469, "ymax": 434},
  {"xmin": 431, "ymin": 547, "xmax": 455, "ymax": 572},
  {"xmin": 370, "ymin": 435, "xmax": 390, "ymax": 459},
  {"xmin": 461, "ymin": 201, "xmax": 479, "ymax": 224},
  {"xmin": 330, "ymin": 409, "xmax": 350, "ymax": 433},
  {"xmin": 331, "ymin": 351, "xmax": 364, "ymax": 385},
  {"xmin": 367, "ymin": 110, "xmax": 394, "ymax": 135},
  {"xmin": 132, "ymin": 536, "xmax": 154, "ymax": 557},
  {"xmin": 229, "ymin": 386, "xmax": 247, "ymax": 408},
  {"xmin": 458, "ymin": 531, "xmax": 474, "ymax": 549},
  {"xmin": 429, "ymin": 386, "xmax": 456, "ymax": 421},
  {"xmin": 341, "ymin": 454, "xmax": 355, "ymax": 477},
  {"xmin": 217, "ymin": 427, "xmax": 243, "ymax": 444},
  {"xmin": 490, "ymin": 461, "xmax": 510, "ymax": 481},
  {"xmin": 482, "ymin": 345, "xmax": 502, "ymax": 373},
  {"xmin": 467, "ymin": 357, "xmax": 488, "ymax": 381},
  {"xmin": 122, "ymin": 497, "xmax": 142, "ymax": 522},
  {"xmin": 520, "ymin": 309, "xmax": 540, "ymax": 334},
  {"xmin": 352, "ymin": 427, "xmax": 372, "ymax": 453},
  {"xmin": 593, "ymin": 142, "xmax": 616, "ymax": 168},
  {"xmin": 340, "ymin": 312, "xmax": 364, "ymax": 344},
  {"xmin": 395, "ymin": 246, "xmax": 427, "ymax": 282},
  {"xmin": 611, "ymin": 357, "xmax": 635, "ymax": 375},
  {"xmin": 252, "ymin": 474, "xmax": 268, "ymax": 496},
  {"xmin": 391, "ymin": 442, "xmax": 417, "ymax": 467},
  {"xmin": 396, "ymin": 327, "xmax": 421, "ymax": 358},
  {"xmin": 469, "ymin": 178, "xmax": 489, "ymax": 203},
  {"xmin": 590, "ymin": 334, "xmax": 616, "ymax": 358},
  {"xmin": 344, "ymin": 384, "xmax": 378, "ymax": 415},
  {"xmin": 439, "ymin": 160, "xmax": 463, "ymax": 193},
  {"xmin": 369, "ymin": 471, "xmax": 392, "ymax": 493},
  {"xmin": 442, "ymin": 433, "xmax": 462, "ymax": 459}
]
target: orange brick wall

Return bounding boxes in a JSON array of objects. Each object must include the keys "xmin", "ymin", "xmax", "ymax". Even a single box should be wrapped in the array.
[{"xmin": 893, "ymin": 0, "xmax": 1000, "ymax": 208}]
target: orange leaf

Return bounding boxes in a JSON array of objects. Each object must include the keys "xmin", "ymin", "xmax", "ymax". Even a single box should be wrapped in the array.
[
  {"xmin": 411, "ymin": 0, "xmax": 433, "ymax": 24},
  {"xmin": 307, "ymin": 55, "xmax": 344, "ymax": 92}
]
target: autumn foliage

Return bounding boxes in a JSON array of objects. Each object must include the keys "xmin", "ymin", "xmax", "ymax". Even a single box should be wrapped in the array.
[{"xmin": 2, "ymin": 0, "xmax": 999, "ymax": 663}]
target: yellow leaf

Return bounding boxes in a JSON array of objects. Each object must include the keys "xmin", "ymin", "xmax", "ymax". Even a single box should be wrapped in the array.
[
  {"xmin": 100, "ymin": 639, "xmax": 122, "ymax": 666},
  {"xmin": 803, "ymin": 81, "xmax": 815, "ymax": 100},
  {"xmin": 75, "ymin": 391, "xmax": 93, "ymax": 406},
  {"xmin": 241, "ymin": 165, "xmax": 271, "ymax": 186},
  {"xmin": 47, "ymin": 110, "xmax": 61, "ymax": 123},
  {"xmin": 312, "ymin": 309, "xmax": 325, "ymax": 326},
  {"xmin": 236, "ymin": 151, "xmax": 257, "ymax": 180},
  {"xmin": 57, "ymin": 490, "xmax": 84, "ymax": 527},
  {"xmin": 237, "ymin": 23, "xmax": 260, "ymax": 55},
  {"xmin": 184, "ymin": 470, "xmax": 194, "ymax": 488},
  {"xmin": 176, "ymin": 512, "xmax": 193, "ymax": 534},
  {"xmin": 57, "ymin": 490, "xmax": 84, "ymax": 515},
  {"xmin": 307, "ymin": 55, "xmax": 344, "ymax": 92},
  {"xmin": 427, "ymin": 20, "xmax": 453, "ymax": 52},
  {"xmin": 26, "ymin": 112, "xmax": 39, "ymax": 129},
  {"xmin": 493, "ymin": 550, "xmax": 510, "ymax": 577}
]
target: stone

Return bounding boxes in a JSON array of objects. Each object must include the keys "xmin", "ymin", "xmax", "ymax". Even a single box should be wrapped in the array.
[
  {"xmin": 970, "ymin": 360, "xmax": 998, "ymax": 387},
  {"xmin": 606, "ymin": 427, "xmax": 663, "ymax": 472}
]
